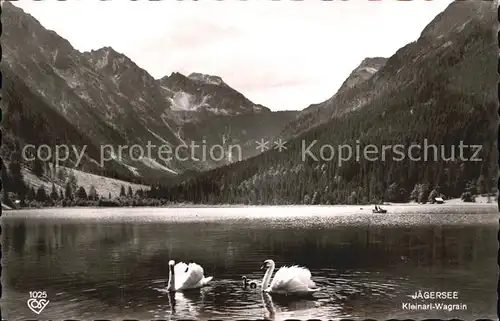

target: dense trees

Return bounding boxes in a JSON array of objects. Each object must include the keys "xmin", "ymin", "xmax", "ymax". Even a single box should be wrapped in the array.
[
  {"xmin": 35, "ymin": 185, "xmax": 47, "ymax": 202},
  {"xmin": 64, "ymin": 182, "xmax": 73, "ymax": 201},
  {"xmin": 0, "ymin": 160, "xmax": 155, "ymax": 207},
  {"xmin": 50, "ymin": 183, "xmax": 59, "ymax": 201},
  {"xmin": 76, "ymin": 186, "xmax": 88, "ymax": 200},
  {"xmin": 33, "ymin": 159, "xmax": 44, "ymax": 177},
  {"xmin": 8, "ymin": 157, "xmax": 27, "ymax": 203},
  {"xmin": 88, "ymin": 185, "xmax": 99, "ymax": 201}
]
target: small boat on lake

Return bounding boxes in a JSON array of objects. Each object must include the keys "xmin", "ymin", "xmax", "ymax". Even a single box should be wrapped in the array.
[{"xmin": 372, "ymin": 205, "xmax": 387, "ymax": 214}]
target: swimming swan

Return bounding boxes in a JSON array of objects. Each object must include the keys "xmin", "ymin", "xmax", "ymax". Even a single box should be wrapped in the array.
[
  {"xmin": 167, "ymin": 260, "xmax": 213, "ymax": 292},
  {"xmin": 260, "ymin": 259, "xmax": 320, "ymax": 295},
  {"xmin": 242, "ymin": 276, "xmax": 258, "ymax": 289}
]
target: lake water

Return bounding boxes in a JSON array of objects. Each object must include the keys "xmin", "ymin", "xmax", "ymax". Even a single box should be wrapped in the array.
[{"xmin": 1, "ymin": 205, "xmax": 499, "ymax": 320}]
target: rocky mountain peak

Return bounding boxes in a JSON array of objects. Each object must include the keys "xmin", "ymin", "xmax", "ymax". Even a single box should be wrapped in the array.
[
  {"xmin": 158, "ymin": 71, "xmax": 270, "ymax": 115},
  {"xmin": 159, "ymin": 72, "xmax": 190, "ymax": 87},
  {"xmin": 85, "ymin": 46, "xmax": 136, "ymax": 73},
  {"xmin": 336, "ymin": 57, "xmax": 387, "ymax": 93},
  {"xmin": 188, "ymin": 72, "xmax": 229, "ymax": 87}
]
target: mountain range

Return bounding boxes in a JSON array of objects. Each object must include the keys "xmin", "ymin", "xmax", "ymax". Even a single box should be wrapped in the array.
[
  {"xmin": 153, "ymin": 0, "xmax": 498, "ymax": 205},
  {"xmin": 2, "ymin": 0, "xmax": 498, "ymax": 205},
  {"xmin": 1, "ymin": 1, "xmax": 297, "ymax": 184}
]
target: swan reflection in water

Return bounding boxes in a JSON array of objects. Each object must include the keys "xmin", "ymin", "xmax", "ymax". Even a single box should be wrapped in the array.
[
  {"xmin": 262, "ymin": 292, "xmax": 276, "ymax": 320},
  {"xmin": 166, "ymin": 291, "xmax": 176, "ymax": 314},
  {"xmin": 261, "ymin": 291, "xmax": 320, "ymax": 320},
  {"xmin": 165, "ymin": 287, "xmax": 208, "ymax": 317}
]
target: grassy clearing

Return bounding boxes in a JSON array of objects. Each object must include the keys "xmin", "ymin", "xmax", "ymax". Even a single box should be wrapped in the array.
[{"xmin": 22, "ymin": 165, "xmax": 150, "ymax": 198}]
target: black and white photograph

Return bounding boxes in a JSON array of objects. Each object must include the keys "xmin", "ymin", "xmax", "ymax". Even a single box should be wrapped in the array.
[{"xmin": 1, "ymin": 0, "xmax": 499, "ymax": 320}]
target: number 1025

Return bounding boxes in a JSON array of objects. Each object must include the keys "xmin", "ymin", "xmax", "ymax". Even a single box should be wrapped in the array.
[{"xmin": 29, "ymin": 291, "xmax": 47, "ymax": 299}]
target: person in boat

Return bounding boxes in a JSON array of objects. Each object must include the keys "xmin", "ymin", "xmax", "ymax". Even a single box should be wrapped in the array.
[{"xmin": 374, "ymin": 205, "xmax": 379, "ymax": 211}]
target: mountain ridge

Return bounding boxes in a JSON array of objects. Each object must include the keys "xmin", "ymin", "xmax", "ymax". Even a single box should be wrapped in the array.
[
  {"xmin": 2, "ymin": 1, "xmax": 295, "ymax": 185},
  {"xmin": 280, "ymin": 56, "xmax": 388, "ymax": 138},
  {"xmin": 187, "ymin": 72, "xmax": 230, "ymax": 88}
]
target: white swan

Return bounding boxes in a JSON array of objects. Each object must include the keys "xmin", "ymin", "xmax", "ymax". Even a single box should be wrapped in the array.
[
  {"xmin": 260, "ymin": 259, "xmax": 319, "ymax": 295},
  {"xmin": 167, "ymin": 260, "xmax": 213, "ymax": 291}
]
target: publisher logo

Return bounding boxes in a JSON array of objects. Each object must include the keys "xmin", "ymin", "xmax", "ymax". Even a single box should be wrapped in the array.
[{"xmin": 27, "ymin": 291, "xmax": 49, "ymax": 315}]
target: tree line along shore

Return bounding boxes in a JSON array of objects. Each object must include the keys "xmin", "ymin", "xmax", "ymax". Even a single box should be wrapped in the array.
[{"xmin": 1, "ymin": 157, "xmax": 496, "ymax": 210}]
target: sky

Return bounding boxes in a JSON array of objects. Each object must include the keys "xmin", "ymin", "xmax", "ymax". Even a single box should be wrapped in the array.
[{"xmin": 15, "ymin": 0, "xmax": 454, "ymax": 111}]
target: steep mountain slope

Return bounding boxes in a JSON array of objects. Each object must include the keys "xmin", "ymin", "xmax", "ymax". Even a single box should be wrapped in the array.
[
  {"xmin": 282, "ymin": 0, "xmax": 497, "ymax": 140},
  {"xmin": 155, "ymin": 0, "xmax": 498, "ymax": 205},
  {"xmin": 2, "ymin": 2, "xmax": 295, "ymax": 184},
  {"xmin": 2, "ymin": 2, "xmax": 191, "ymax": 179},
  {"xmin": 181, "ymin": 111, "xmax": 298, "ymax": 165},
  {"xmin": 282, "ymin": 57, "xmax": 387, "ymax": 138},
  {"xmin": 1, "ymin": 65, "xmax": 135, "ymax": 182}
]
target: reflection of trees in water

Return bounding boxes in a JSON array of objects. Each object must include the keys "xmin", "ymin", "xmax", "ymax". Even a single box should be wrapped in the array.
[
  {"xmin": 246, "ymin": 226, "xmax": 495, "ymax": 269},
  {"xmin": 9, "ymin": 223, "xmax": 27, "ymax": 256},
  {"xmin": 3, "ymin": 220, "xmax": 496, "ymax": 286},
  {"xmin": 4, "ymin": 221, "xmax": 145, "ymax": 285}
]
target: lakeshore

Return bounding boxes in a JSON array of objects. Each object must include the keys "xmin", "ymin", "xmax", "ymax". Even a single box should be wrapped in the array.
[{"xmin": 2, "ymin": 196, "xmax": 497, "ymax": 213}]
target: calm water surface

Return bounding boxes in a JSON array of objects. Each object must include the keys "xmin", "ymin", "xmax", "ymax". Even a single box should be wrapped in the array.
[{"xmin": 1, "ymin": 205, "xmax": 498, "ymax": 320}]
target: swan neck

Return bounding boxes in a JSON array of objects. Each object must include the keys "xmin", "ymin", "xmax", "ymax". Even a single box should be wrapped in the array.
[{"xmin": 167, "ymin": 265, "xmax": 175, "ymax": 290}]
